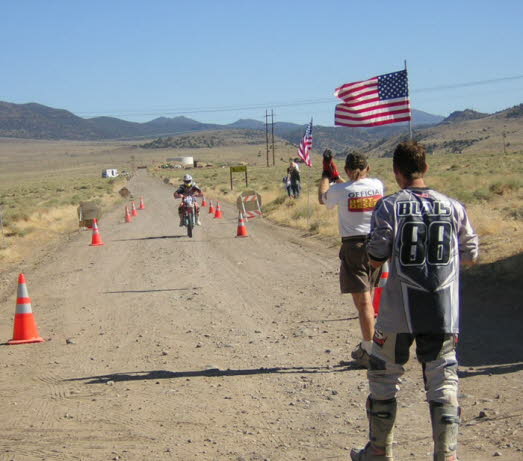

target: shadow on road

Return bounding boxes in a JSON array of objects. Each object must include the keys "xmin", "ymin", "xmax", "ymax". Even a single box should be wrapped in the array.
[
  {"xmin": 458, "ymin": 363, "xmax": 523, "ymax": 378},
  {"xmin": 297, "ymin": 316, "xmax": 359, "ymax": 323},
  {"xmin": 113, "ymin": 235, "xmax": 184, "ymax": 241},
  {"xmin": 458, "ymin": 252, "xmax": 523, "ymax": 374},
  {"xmin": 65, "ymin": 363, "xmax": 359, "ymax": 384},
  {"xmin": 103, "ymin": 287, "xmax": 200, "ymax": 294}
]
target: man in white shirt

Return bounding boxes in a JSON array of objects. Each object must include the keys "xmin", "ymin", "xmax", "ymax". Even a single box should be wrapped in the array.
[{"xmin": 318, "ymin": 150, "xmax": 384, "ymax": 368}]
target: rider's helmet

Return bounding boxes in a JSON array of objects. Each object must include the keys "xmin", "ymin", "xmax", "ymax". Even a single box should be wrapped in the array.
[{"xmin": 183, "ymin": 174, "xmax": 193, "ymax": 186}]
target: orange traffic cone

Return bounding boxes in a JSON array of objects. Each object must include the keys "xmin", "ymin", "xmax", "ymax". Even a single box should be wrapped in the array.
[
  {"xmin": 125, "ymin": 205, "xmax": 132, "ymax": 223},
  {"xmin": 214, "ymin": 202, "xmax": 223, "ymax": 219},
  {"xmin": 8, "ymin": 274, "xmax": 44, "ymax": 345},
  {"xmin": 236, "ymin": 213, "xmax": 249, "ymax": 237},
  {"xmin": 131, "ymin": 201, "xmax": 138, "ymax": 216},
  {"xmin": 202, "ymin": 196, "xmax": 208, "ymax": 207},
  {"xmin": 209, "ymin": 200, "xmax": 215, "ymax": 214},
  {"xmin": 139, "ymin": 197, "xmax": 145, "ymax": 210},
  {"xmin": 372, "ymin": 262, "xmax": 389, "ymax": 316},
  {"xmin": 90, "ymin": 219, "xmax": 105, "ymax": 246}
]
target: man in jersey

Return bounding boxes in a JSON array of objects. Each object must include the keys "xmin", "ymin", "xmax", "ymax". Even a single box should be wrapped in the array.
[
  {"xmin": 174, "ymin": 174, "xmax": 202, "ymax": 226},
  {"xmin": 350, "ymin": 141, "xmax": 478, "ymax": 461},
  {"xmin": 319, "ymin": 150, "xmax": 384, "ymax": 369}
]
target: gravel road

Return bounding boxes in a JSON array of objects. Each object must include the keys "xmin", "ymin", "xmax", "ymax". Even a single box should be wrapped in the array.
[{"xmin": 0, "ymin": 171, "xmax": 520, "ymax": 460}]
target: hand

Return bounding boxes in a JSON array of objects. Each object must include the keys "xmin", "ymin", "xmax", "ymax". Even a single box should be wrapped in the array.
[{"xmin": 323, "ymin": 149, "xmax": 333, "ymax": 162}]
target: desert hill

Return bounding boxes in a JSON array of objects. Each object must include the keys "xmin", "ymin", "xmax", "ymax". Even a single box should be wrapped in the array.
[
  {"xmin": 2, "ymin": 100, "xmax": 522, "ymax": 158},
  {"xmin": 441, "ymin": 109, "xmax": 489, "ymax": 124},
  {"xmin": 0, "ymin": 100, "xmax": 441, "ymax": 144},
  {"xmin": 364, "ymin": 104, "xmax": 523, "ymax": 157},
  {"xmin": 0, "ymin": 102, "xmax": 101, "ymax": 140}
]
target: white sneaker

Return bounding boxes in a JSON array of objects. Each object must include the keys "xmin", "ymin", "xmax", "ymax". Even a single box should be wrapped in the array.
[{"xmin": 196, "ymin": 218, "xmax": 202, "ymax": 226}]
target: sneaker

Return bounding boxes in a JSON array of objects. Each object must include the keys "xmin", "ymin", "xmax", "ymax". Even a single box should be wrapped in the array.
[
  {"xmin": 196, "ymin": 218, "xmax": 201, "ymax": 226},
  {"xmin": 351, "ymin": 343, "xmax": 371, "ymax": 369},
  {"xmin": 179, "ymin": 219, "xmax": 184, "ymax": 227}
]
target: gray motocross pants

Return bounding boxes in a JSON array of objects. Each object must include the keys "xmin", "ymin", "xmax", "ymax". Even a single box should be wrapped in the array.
[{"xmin": 368, "ymin": 331, "xmax": 459, "ymax": 407}]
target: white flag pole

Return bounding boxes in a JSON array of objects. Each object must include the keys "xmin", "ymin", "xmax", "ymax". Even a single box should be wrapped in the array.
[
  {"xmin": 306, "ymin": 118, "xmax": 312, "ymax": 228},
  {"xmin": 405, "ymin": 59, "xmax": 413, "ymax": 140}
]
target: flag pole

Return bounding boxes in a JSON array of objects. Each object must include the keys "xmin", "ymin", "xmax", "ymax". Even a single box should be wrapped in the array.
[
  {"xmin": 307, "ymin": 117, "xmax": 312, "ymax": 228},
  {"xmin": 405, "ymin": 59, "xmax": 413, "ymax": 140}
]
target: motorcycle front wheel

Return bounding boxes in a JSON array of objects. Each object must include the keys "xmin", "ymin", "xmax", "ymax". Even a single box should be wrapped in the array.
[{"xmin": 186, "ymin": 215, "xmax": 193, "ymax": 238}]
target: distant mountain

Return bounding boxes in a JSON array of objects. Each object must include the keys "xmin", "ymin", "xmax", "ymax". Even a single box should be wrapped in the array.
[
  {"xmin": 144, "ymin": 116, "xmax": 220, "ymax": 134},
  {"xmin": 87, "ymin": 116, "xmax": 147, "ymax": 138},
  {"xmin": 4, "ymin": 100, "xmax": 520, "ymax": 157},
  {"xmin": 0, "ymin": 101, "xmax": 100, "ymax": 139},
  {"xmin": 0, "ymin": 101, "xmax": 447, "ymax": 142},
  {"xmin": 442, "ymin": 109, "xmax": 488, "ymax": 124},
  {"xmin": 496, "ymin": 103, "xmax": 523, "ymax": 119},
  {"xmin": 412, "ymin": 109, "xmax": 445, "ymax": 125},
  {"xmin": 226, "ymin": 119, "xmax": 265, "ymax": 130}
]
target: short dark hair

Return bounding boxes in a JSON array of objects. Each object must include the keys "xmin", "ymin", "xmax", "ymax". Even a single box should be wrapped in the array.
[
  {"xmin": 393, "ymin": 141, "xmax": 427, "ymax": 179},
  {"xmin": 345, "ymin": 151, "xmax": 368, "ymax": 170}
]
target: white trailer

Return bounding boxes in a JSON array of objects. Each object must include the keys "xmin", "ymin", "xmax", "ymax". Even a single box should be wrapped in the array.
[{"xmin": 102, "ymin": 169, "xmax": 119, "ymax": 178}]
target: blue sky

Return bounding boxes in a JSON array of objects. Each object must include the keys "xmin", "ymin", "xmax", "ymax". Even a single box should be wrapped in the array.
[{"xmin": 2, "ymin": 0, "xmax": 523, "ymax": 126}]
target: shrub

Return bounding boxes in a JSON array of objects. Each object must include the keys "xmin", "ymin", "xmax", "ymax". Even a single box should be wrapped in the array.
[
  {"xmin": 489, "ymin": 179, "xmax": 521, "ymax": 196},
  {"xmin": 506, "ymin": 207, "xmax": 523, "ymax": 220},
  {"xmin": 309, "ymin": 222, "xmax": 320, "ymax": 233},
  {"xmin": 7, "ymin": 224, "xmax": 35, "ymax": 238},
  {"xmin": 292, "ymin": 206, "xmax": 313, "ymax": 220},
  {"xmin": 472, "ymin": 189, "xmax": 493, "ymax": 201}
]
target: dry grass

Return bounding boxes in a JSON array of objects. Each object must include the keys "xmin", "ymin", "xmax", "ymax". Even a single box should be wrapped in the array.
[
  {"xmin": 1, "ymin": 137, "xmax": 521, "ymax": 269},
  {"xmin": 158, "ymin": 148, "xmax": 522, "ymax": 266},
  {"xmin": 0, "ymin": 139, "xmax": 151, "ymax": 265}
]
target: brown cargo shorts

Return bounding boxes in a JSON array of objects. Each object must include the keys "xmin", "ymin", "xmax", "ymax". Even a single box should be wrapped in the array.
[{"xmin": 339, "ymin": 236, "xmax": 381, "ymax": 293}]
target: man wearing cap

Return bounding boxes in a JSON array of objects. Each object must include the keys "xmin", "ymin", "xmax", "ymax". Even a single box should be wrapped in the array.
[{"xmin": 318, "ymin": 150, "xmax": 384, "ymax": 368}]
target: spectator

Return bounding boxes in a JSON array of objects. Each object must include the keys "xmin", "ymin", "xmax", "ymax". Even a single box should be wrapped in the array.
[
  {"xmin": 282, "ymin": 173, "xmax": 292, "ymax": 197},
  {"xmin": 318, "ymin": 149, "xmax": 384, "ymax": 368},
  {"xmin": 289, "ymin": 164, "xmax": 301, "ymax": 198}
]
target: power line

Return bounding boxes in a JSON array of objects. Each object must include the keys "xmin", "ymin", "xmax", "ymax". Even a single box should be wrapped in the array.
[
  {"xmin": 75, "ymin": 74, "xmax": 523, "ymax": 118},
  {"xmin": 415, "ymin": 74, "xmax": 523, "ymax": 92}
]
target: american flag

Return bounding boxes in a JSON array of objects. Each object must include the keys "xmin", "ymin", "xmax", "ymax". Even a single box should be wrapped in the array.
[
  {"xmin": 297, "ymin": 119, "xmax": 313, "ymax": 167},
  {"xmin": 334, "ymin": 70, "xmax": 411, "ymax": 127}
]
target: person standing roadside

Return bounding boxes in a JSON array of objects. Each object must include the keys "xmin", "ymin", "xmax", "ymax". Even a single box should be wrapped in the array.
[
  {"xmin": 350, "ymin": 141, "xmax": 479, "ymax": 461},
  {"xmin": 283, "ymin": 172, "xmax": 292, "ymax": 197},
  {"xmin": 318, "ymin": 149, "xmax": 384, "ymax": 368},
  {"xmin": 289, "ymin": 163, "xmax": 301, "ymax": 198}
]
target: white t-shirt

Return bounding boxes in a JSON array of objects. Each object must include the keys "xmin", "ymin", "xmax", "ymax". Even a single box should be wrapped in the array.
[{"xmin": 323, "ymin": 178, "xmax": 384, "ymax": 237}]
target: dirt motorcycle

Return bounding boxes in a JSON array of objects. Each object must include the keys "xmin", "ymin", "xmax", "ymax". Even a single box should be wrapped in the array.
[{"xmin": 180, "ymin": 195, "xmax": 197, "ymax": 238}]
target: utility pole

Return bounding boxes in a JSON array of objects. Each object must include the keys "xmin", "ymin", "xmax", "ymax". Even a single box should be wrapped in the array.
[
  {"xmin": 0, "ymin": 204, "xmax": 5, "ymax": 248},
  {"xmin": 265, "ymin": 110, "xmax": 270, "ymax": 167},
  {"xmin": 271, "ymin": 109, "xmax": 275, "ymax": 166}
]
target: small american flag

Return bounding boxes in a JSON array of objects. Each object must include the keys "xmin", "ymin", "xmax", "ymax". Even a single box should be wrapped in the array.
[
  {"xmin": 334, "ymin": 70, "xmax": 411, "ymax": 127},
  {"xmin": 297, "ymin": 119, "xmax": 313, "ymax": 167}
]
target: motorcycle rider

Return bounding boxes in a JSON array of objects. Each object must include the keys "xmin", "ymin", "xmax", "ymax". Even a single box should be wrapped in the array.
[{"xmin": 174, "ymin": 174, "xmax": 202, "ymax": 226}]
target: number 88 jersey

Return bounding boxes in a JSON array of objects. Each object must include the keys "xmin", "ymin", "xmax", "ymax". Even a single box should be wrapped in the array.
[{"xmin": 367, "ymin": 188, "xmax": 479, "ymax": 334}]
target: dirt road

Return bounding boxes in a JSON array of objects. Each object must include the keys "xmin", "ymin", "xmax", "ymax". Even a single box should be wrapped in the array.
[{"xmin": 0, "ymin": 171, "xmax": 521, "ymax": 461}]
